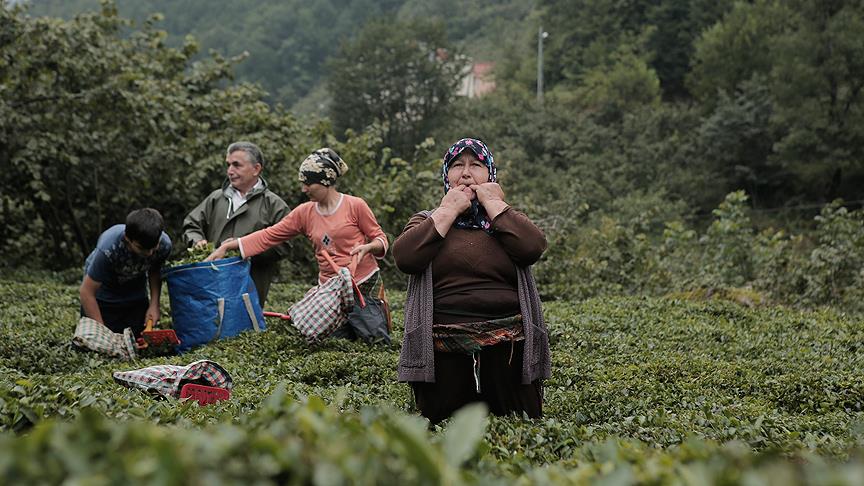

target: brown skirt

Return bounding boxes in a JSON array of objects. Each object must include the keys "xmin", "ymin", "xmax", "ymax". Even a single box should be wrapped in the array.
[{"xmin": 410, "ymin": 340, "xmax": 543, "ymax": 424}]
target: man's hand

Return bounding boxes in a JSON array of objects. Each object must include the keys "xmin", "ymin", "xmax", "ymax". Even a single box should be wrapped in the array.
[
  {"xmin": 79, "ymin": 275, "xmax": 104, "ymax": 324},
  {"xmin": 193, "ymin": 239, "xmax": 209, "ymax": 249},
  {"xmin": 144, "ymin": 302, "xmax": 160, "ymax": 328}
]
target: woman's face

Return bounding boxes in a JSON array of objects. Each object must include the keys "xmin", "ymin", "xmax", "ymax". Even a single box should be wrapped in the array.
[
  {"xmin": 301, "ymin": 182, "xmax": 328, "ymax": 201},
  {"xmin": 447, "ymin": 152, "xmax": 489, "ymax": 189}
]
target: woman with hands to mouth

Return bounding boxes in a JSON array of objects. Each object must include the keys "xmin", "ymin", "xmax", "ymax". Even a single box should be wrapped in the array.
[
  {"xmin": 393, "ymin": 137, "xmax": 550, "ymax": 424},
  {"xmin": 429, "ymin": 149, "xmax": 509, "ymax": 237}
]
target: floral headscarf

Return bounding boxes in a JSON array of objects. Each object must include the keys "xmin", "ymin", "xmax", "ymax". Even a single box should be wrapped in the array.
[
  {"xmin": 442, "ymin": 138, "xmax": 496, "ymax": 232},
  {"xmin": 298, "ymin": 148, "xmax": 349, "ymax": 187}
]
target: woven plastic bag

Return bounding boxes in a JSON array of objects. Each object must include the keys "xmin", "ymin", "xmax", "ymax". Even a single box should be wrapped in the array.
[
  {"xmin": 162, "ymin": 256, "xmax": 265, "ymax": 352},
  {"xmin": 72, "ymin": 316, "xmax": 137, "ymax": 360},
  {"xmin": 289, "ymin": 267, "xmax": 355, "ymax": 343},
  {"xmin": 112, "ymin": 359, "xmax": 232, "ymax": 399}
]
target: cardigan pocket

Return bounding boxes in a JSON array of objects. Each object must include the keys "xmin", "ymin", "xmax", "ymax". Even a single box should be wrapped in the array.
[
  {"xmin": 400, "ymin": 327, "xmax": 426, "ymax": 368},
  {"xmin": 529, "ymin": 323, "xmax": 548, "ymax": 368}
]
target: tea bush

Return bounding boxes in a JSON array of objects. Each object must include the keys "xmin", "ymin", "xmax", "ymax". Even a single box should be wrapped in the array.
[
  {"xmin": 536, "ymin": 191, "xmax": 864, "ymax": 314},
  {"xmin": 2, "ymin": 272, "xmax": 864, "ymax": 483}
]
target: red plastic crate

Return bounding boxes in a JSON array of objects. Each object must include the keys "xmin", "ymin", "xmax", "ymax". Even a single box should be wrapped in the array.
[
  {"xmin": 179, "ymin": 383, "xmax": 231, "ymax": 406},
  {"xmin": 142, "ymin": 329, "xmax": 181, "ymax": 346}
]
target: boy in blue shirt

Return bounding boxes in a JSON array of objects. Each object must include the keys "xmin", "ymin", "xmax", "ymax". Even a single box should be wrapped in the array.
[{"xmin": 80, "ymin": 208, "xmax": 172, "ymax": 336}]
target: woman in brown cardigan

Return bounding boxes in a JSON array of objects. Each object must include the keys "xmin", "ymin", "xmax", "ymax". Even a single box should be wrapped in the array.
[{"xmin": 393, "ymin": 137, "xmax": 550, "ymax": 424}]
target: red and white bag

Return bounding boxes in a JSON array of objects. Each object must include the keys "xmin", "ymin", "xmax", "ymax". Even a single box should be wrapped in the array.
[
  {"xmin": 288, "ymin": 252, "xmax": 364, "ymax": 343},
  {"xmin": 72, "ymin": 316, "xmax": 137, "ymax": 360}
]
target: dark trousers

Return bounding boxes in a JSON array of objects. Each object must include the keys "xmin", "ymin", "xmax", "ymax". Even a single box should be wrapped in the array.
[
  {"xmin": 80, "ymin": 299, "xmax": 149, "ymax": 336},
  {"xmin": 250, "ymin": 260, "xmax": 278, "ymax": 307},
  {"xmin": 410, "ymin": 341, "xmax": 543, "ymax": 424}
]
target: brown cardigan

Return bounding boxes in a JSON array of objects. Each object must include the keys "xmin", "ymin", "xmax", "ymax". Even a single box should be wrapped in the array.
[{"xmin": 394, "ymin": 209, "xmax": 552, "ymax": 384}]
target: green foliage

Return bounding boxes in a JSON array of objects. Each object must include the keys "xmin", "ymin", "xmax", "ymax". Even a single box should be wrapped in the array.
[
  {"xmin": 169, "ymin": 243, "xmax": 239, "ymax": 266},
  {"xmin": 327, "ymin": 18, "xmax": 468, "ymax": 157},
  {"xmin": 28, "ymin": 0, "xmax": 532, "ymax": 111},
  {"xmin": 3, "ymin": 273, "xmax": 864, "ymax": 482},
  {"xmin": 666, "ymin": 193, "xmax": 864, "ymax": 312},
  {"xmin": 0, "ymin": 4, "xmax": 291, "ymax": 266},
  {"xmin": 397, "ymin": 0, "xmax": 535, "ymax": 61},
  {"xmin": 538, "ymin": 0, "xmax": 734, "ymax": 98},
  {"xmin": 800, "ymin": 203, "xmax": 864, "ymax": 306},
  {"xmin": 688, "ymin": 0, "xmax": 794, "ymax": 101},
  {"xmin": 535, "ymin": 189, "xmax": 864, "ymax": 314},
  {"xmin": 689, "ymin": 0, "xmax": 864, "ymax": 202},
  {"xmin": 27, "ymin": 0, "xmax": 864, "ymax": 217},
  {"xmin": 690, "ymin": 77, "xmax": 779, "ymax": 206},
  {"xmin": 753, "ymin": 201, "xmax": 864, "ymax": 310},
  {"xmin": 26, "ymin": 0, "xmax": 408, "ymax": 109},
  {"xmin": 701, "ymin": 190, "xmax": 756, "ymax": 286},
  {"xmin": 0, "ymin": 396, "xmax": 489, "ymax": 484},
  {"xmin": 0, "ymin": 5, "xmax": 415, "ymax": 282},
  {"xmin": 572, "ymin": 47, "xmax": 661, "ymax": 123}
]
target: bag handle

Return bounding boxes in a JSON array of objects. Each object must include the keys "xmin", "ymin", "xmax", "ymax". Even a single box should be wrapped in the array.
[
  {"xmin": 378, "ymin": 281, "xmax": 392, "ymax": 332},
  {"xmin": 211, "ymin": 298, "xmax": 225, "ymax": 342},
  {"xmin": 320, "ymin": 250, "xmax": 339, "ymax": 274},
  {"xmin": 320, "ymin": 250, "xmax": 361, "ymax": 275},
  {"xmin": 349, "ymin": 252, "xmax": 359, "ymax": 276},
  {"xmin": 319, "ymin": 250, "xmax": 366, "ymax": 308},
  {"xmin": 242, "ymin": 293, "xmax": 262, "ymax": 332}
]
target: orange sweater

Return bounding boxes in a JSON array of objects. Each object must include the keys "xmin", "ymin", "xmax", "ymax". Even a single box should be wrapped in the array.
[{"xmin": 239, "ymin": 193, "xmax": 388, "ymax": 284}]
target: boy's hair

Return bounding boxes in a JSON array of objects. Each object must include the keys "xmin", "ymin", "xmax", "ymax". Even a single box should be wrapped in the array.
[{"xmin": 125, "ymin": 208, "xmax": 164, "ymax": 249}]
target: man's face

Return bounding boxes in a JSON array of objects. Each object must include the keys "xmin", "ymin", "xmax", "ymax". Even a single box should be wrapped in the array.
[
  {"xmin": 226, "ymin": 150, "xmax": 262, "ymax": 194},
  {"xmin": 125, "ymin": 236, "xmax": 158, "ymax": 257}
]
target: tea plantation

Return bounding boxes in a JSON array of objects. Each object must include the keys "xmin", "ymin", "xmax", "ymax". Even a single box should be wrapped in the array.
[{"xmin": 2, "ymin": 271, "xmax": 864, "ymax": 484}]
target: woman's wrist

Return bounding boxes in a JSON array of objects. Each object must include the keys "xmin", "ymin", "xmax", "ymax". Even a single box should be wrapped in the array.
[
  {"xmin": 371, "ymin": 238, "xmax": 386, "ymax": 257},
  {"xmin": 433, "ymin": 206, "xmax": 460, "ymax": 221},
  {"xmin": 482, "ymin": 199, "xmax": 509, "ymax": 220},
  {"xmin": 431, "ymin": 206, "xmax": 459, "ymax": 237}
]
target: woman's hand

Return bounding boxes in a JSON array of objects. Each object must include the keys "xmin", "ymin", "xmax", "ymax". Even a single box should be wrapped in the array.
[
  {"xmin": 470, "ymin": 182, "xmax": 509, "ymax": 220},
  {"xmin": 441, "ymin": 184, "xmax": 473, "ymax": 213},
  {"xmin": 470, "ymin": 182, "xmax": 504, "ymax": 205},
  {"xmin": 350, "ymin": 240, "xmax": 384, "ymax": 261},
  {"xmin": 204, "ymin": 246, "xmax": 226, "ymax": 262},
  {"xmin": 204, "ymin": 238, "xmax": 237, "ymax": 262},
  {"xmin": 432, "ymin": 185, "xmax": 473, "ymax": 237}
]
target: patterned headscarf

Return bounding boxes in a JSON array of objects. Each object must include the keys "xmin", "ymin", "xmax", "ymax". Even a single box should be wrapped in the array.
[
  {"xmin": 298, "ymin": 148, "xmax": 349, "ymax": 187},
  {"xmin": 442, "ymin": 138, "xmax": 497, "ymax": 232}
]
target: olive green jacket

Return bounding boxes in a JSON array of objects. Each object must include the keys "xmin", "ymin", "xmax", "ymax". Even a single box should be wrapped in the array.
[{"xmin": 182, "ymin": 178, "xmax": 291, "ymax": 304}]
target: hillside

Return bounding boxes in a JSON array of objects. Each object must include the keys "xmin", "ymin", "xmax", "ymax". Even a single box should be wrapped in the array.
[
  {"xmin": 24, "ymin": 0, "xmax": 533, "ymax": 112},
  {"xmin": 2, "ymin": 271, "xmax": 863, "ymax": 482}
]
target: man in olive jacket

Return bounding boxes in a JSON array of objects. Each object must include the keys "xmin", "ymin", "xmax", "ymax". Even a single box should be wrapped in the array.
[{"xmin": 183, "ymin": 141, "xmax": 290, "ymax": 305}]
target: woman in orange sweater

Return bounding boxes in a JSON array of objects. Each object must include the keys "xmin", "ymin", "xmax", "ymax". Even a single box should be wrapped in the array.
[{"xmin": 206, "ymin": 148, "xmax": 390, "ymax": 343}]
